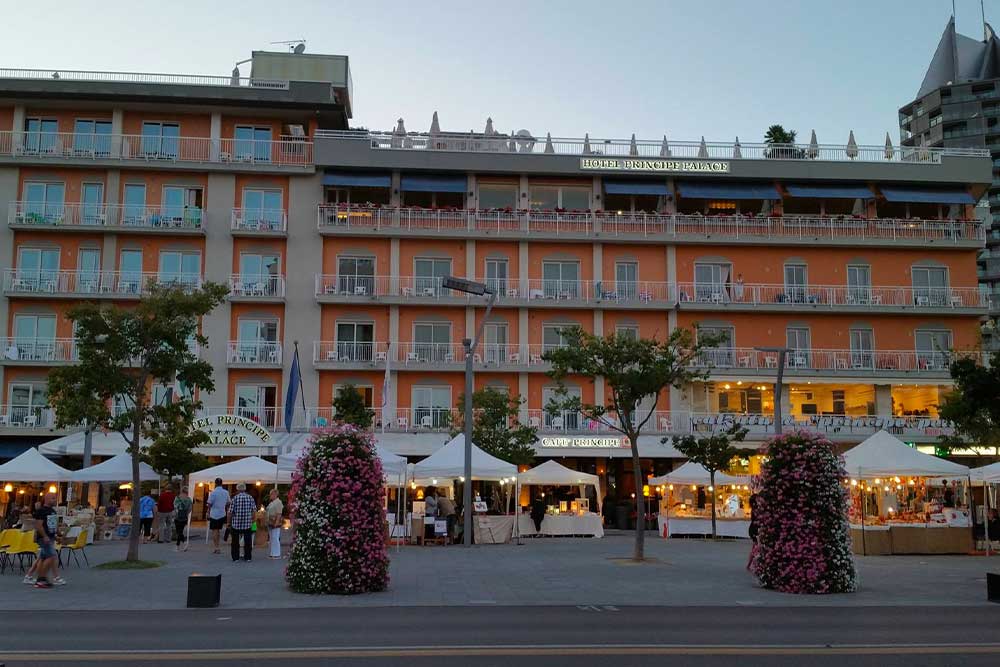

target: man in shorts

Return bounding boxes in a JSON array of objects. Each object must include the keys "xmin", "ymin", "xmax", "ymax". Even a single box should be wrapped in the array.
[
  {"xmin": 206, "ymin": 478, "xmax": 230, "ymax": 555},
  {"xmin": 33, "ymin": 493, "xmax": 63, "ymax": 589}
]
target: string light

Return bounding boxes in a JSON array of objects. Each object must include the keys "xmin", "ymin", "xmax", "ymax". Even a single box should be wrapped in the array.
[
  {"xmin": 48, "ymin": 485, "xmax": 57, "ymax": 494},
  {"xmin": 2, "ymin": 483, "xmax": 12, "ymax": 493}
]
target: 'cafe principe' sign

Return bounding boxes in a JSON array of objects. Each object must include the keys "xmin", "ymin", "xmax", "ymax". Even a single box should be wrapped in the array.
[
  {"xmin": 580, "ymin": 157, "xmax": 730, "ymax": 173},
  {"xmin": 539, "ymin": 436, "xmax": 629, "ymax": 449},
  {"xmin": 193, "ymin": 414, "xmax": 272, "ymax": 446}
]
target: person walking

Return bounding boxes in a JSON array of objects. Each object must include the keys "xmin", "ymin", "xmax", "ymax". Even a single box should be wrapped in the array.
[
  {"xmin": 436, "ymin": 493, "xmax": 457, "ymax": 543},
  {"xmin": 206, "ymin": 478, "xmax": 230, "ymax": 555},
  {"xmin": 266, "ymin": 489, "xmax": 284, "ymax": 559},
  {"xmin": 33, "ymin": 493, "xmax": 64, "ymax": 589},
  {"xmin": 173, "ymin": 486, "xmax": 193, "ymax": 552},
  {"xmin": 423, "ymin": 487, "xmax": 438, "ymax": 540},
  {"xmin": 138, "ymin": 490, "xmax": 156, "ymax": 544},
  {"xmin": 156, "ymin": 483, "xmax": 176, "ymax": 544},
  {"xmin": 530, "ymin": 495, "xmax": 547, "ymax": 534},
  {"xmin": 229, "ymin": 483, "xmax": 256, "ymax": 562}
]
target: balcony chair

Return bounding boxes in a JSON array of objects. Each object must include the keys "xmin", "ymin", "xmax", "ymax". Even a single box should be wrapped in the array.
[
  {"xmin": 325, "ymin": 350, "xmax": 338, "ymax": 361},
  {"xmin": 374, "ymin": 351, "xmax": 387, "ymax": 362},
  {"xmin": 658, "ymin": 416, "xmax": 672, "ymax": 431},
  {"xmin": 551, "ymin": 416, "xmax": 565, "ymax": 429},
  {"xmin": 420, "ymin": 416, "xmax": 434, "ymax": 428},
  {"xmin": 530, "ymin": 354, "xmax": 542, "ymax": 365},
  {"xmin": 507, "ymin": 288, "xmax": 519, "ymax": 298},
  {"xmin": 529, "ymin": 416, "xmax": 541, "ymax": 428},
  {"xmin": 354, "ymin": 285, "xmax": 367, "ymax": 296},
  {"xmin": 406, "ymin": 351, "xmax": 419, "ymax": 364},
  {"xmin": 396, "ymin": 416, "xmax": 408, "ymax": 430},
  {"xmin": 444, "ymin": 352, "xmax": 455, "ymax": 363},
  {"xmin": 23, "ymin": 415, "xmax": 37, "ymax": 428}
]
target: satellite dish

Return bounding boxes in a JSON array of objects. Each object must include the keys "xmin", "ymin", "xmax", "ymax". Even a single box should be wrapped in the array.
[
  {"xmin": 515, "ymin": 129, "xmax": 535, "ymax": 153},
  {"xmin": 293, "ymin": 43, "xmax": 306, "ymax": 54}
]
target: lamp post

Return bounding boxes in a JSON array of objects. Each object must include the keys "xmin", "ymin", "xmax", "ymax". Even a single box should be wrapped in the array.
[
  {"xmin": 754, "ymin": 346, "xmax": 789, "ymax": 436},
  {"xmin": 442, "ymin": 276, "xmax": 497, "ymax": 547}
]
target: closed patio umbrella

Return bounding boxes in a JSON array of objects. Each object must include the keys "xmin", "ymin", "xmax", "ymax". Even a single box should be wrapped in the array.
[
  {"xmin": 698, "ymin": 136, "xmax": 709, "ymax": 158},
  {"xmin": 884, "ymin": 132, "xmax": 895, "ymax": 160},
  {"xmin": 629, "ymin": 133, "xmax": 639, "ymax": 156},
  {"xmin": 733, "ymin": 136, "xmax": 742, "ymax": 158},
  {"xmin": 583, "ymin": 133, "xmax": 592, "ymax": 155},
  {"xmin": 846, "ymin": 130, "xmax": 859, "ymax": 159},
  {"xmin": 544, "ymin": 132, "xmax": 554, "ymax": 154},
  {"xmin": 807, "ymin": 129, "xmax": 819, "ymax": 158},
  {"xmin": 660, "ymin": 135, "xmax": 671, "ymax": 157}
]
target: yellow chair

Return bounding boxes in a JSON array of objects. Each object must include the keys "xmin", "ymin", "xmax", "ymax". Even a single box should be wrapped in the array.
[
  {"xmin": 2, "ymin": 531, "xmax": 37, "ymax": 574},
  {"xmin": 0, "ymin": 529, "xmax": 16, "ymax": 571},
  {"xmin": 59, "ymin": 529, "xmax": 90, "ymax": 568}
]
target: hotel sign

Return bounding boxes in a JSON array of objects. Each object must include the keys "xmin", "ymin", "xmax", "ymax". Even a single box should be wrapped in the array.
[
  {"xmin": 580, "ymin": 158, "xmax": 730, "ymax": 173},
  {"xmin": 539, "ymin": 436, "xmax": 629, "ymax": 449},
  {"xmin": 193, "ymin": 414, "xmax": 272, "ymax": 446}
]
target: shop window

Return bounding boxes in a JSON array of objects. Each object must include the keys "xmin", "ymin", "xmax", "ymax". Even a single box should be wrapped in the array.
[{"xmin": 478, "ymin": 184, "xmax": 517, "ymax": 209}]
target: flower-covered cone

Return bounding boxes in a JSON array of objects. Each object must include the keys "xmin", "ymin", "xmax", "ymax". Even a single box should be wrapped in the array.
[
  {"xmin": 286, "ymin": 424, "xmax": 389, "ymax": 594},
  {"xmin": 751, "ymin": 431, "xmax": 857, "ymax": 594}
]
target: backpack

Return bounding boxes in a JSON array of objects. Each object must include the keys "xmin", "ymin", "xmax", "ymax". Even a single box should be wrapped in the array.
[{"xmin": 175, "ymin": 500, "xmax": 191, "ymax": 523}]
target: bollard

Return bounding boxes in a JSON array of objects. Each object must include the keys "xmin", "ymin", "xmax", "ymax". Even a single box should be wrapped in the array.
[
  {"xmin": 988, "ymin": 572, "xmax": 1000, "ymax": 603},
  {"xmin": 187, "ymin": 573, "xmax": 222, "ymax": 608}
]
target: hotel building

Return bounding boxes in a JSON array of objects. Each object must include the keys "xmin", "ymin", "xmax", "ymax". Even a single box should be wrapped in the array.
[{"xmin": 0, "ymin": 51, "xmax": 993, "ymax": 494}]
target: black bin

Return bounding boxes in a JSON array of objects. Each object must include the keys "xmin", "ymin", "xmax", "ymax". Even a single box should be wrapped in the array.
[
  {"xmin": 615, "ymin": 504, "xmax": 629, "ymax": 531},
  {"xmin": 187, "ymin": 573, "xmax": 222, "ymax": 608},
  {"xmin": 988, "ymin": 572, "xmax": 1000, "ymax": 603}
]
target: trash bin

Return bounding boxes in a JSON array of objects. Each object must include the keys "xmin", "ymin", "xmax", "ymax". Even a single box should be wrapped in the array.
[
  {"xmin": 187, "ymin": 573, "xmax": 222, "ymax": 608},
  {"xmin": 988, "ymin": 572, "xmax": 1000, "ymax": 603},
  {"xmin": 615, "ymin": 504, "xmax": 629, "ymax": 531}
]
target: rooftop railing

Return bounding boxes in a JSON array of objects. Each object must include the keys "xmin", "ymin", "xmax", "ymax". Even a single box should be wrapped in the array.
[
  {"xmin": 0, "ymin": 67, "xmax": 289, "ymax": 89},
  {"xmin": 315, "ymin": 129, "xmax": 990, "ymax": 163}
]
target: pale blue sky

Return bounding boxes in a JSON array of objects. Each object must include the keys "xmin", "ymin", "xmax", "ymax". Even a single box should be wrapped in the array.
[{"xmin": 2, "ymin": 0, "xmax": 995, "ymax": 145}]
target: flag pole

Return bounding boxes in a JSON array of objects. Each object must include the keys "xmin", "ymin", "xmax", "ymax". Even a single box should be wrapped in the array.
[{"xmin": 294, "ymin": 341, "xmax": 307, "ymax": 415}]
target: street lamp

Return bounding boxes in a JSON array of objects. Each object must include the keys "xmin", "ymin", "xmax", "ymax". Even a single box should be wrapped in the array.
[
  {"xmin": 441, "ymin": 276, "xmax": 497, "ymax": 547},
  {"xmin": 754, "ymin": 346, "xmax": 790, "ymax": 436}
]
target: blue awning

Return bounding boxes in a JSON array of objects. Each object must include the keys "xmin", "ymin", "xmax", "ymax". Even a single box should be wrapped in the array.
[
  {"xmin": 879, "ymin": 186, "xmax": 975, "ymax": 204},
  {"xmin": 676, "ymin": 181, "xmax": 779, "ymax": 199},
  {"xmin": 604, "ymin": 181, "xmax": 669, "ymax": 196},
  {"xmin": 785, "ymin": 184, "xmax": 874, "ymax": 199},
  {"xmin": 322, "ymin": 171, "xmax": 391, "ymax": 188},
  {"xmin": 400, "ymin": 174, "xmax": 467, "ymax": 193}
]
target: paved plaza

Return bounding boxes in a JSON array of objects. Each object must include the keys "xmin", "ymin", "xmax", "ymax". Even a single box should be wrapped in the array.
[{"xmin": 1, "ymin": 531, "xmax": 996, "ymax": 610}]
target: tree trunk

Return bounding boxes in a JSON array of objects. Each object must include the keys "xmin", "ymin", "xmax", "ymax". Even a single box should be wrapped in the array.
[
  {"xmin": 630, "ymin": 434, "xmax": 644, "ymax": 561},
  {"xmin": 125, "ymin": 429, "xmax": 142, "ymax": 562},
  {"xmin": 710, "ymin": 469, "xmax": 717, "ymax": 540}
]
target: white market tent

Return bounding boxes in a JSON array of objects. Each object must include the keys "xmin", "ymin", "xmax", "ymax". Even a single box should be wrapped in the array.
[
  {"xmin": 648, "ymin": 461, "xmax": 750, "ymax": 487},
  {"xmin": 841, "ymin": 430, "xmax": 969, "ymax": 479},
  {"xmin": 971, "ymin": 462, "xmax": 1000, "ymax": 484},
  {"xmin": 518, "ymin": 460, "xmax": 602, "ymax": 497},
  {"xmin": 69, "ymin": 453, "xmax": 159, "ymax": 483},
  {"xmin": 411, "ymin": 434, "xmax": 516, "ymax": 483},
  {"xmin": 0, "ymin": 448, "xmax": 72, "ymax": 482},
  {"xmin": 189, "ymin": 456, "xmax": 291, "ymax": 485},
  {"xmin": 39, "ymin": 431, "xmax": 135, "ymax": 457}
]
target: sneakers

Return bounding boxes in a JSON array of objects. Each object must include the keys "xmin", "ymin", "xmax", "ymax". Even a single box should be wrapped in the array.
[
  {"xmin": 23, "ymin": 575, "xmax": 36, "ymax": 585},
  {"xmin": 34, "ymin": 580, "xmax": 52, "ymax": 589},
  {"xmin": 52, "ymin": 576, "xmax": 67, "ymax": 586}
]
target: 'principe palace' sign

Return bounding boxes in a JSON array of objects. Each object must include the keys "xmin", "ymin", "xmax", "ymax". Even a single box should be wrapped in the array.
[
  {"xmin": 580, "ymin": 158, "xmax": 730, "ymax": 173},
  {"xmin": 193, "ymin": 414, "xmax": 272, "ymax": 446}
]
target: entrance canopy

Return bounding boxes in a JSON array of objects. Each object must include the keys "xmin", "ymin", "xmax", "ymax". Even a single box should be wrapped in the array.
[
  {"xmin": 411, "ymin": 434, "xmax": 516, "ymax": 483},
  {"xmin": 189, "ymin": 456, "xmax": 290, "ymax": 485},
  {"xmin": 649, "ymin": 461, "xmax": 749, "ymax": 487},
  {"xmin": 69, "ymin": 453, "xmax": 159, "ymax": 483},
  {"xmin": 0, "ymin": 448, "xmax": 72, "ymax": 482},
  {"xmin": 841, "ymin": 430, "xmax": 969, "ymax": 479}
]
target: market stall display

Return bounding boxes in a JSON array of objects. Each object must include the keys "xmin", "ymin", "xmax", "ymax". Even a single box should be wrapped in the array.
[
  {"xmin": 649, "ymin": 461, "xmax": 751, "ymax": 538},
  {"xmin": 516, "ymin": 461, "xmax": 604, "ymax": 538}
]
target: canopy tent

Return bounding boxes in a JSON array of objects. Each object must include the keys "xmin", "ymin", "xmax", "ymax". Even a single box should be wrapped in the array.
[
  {"xmin": 0, "ymin": 447, "xmax": 72, "ymax": 482},
  {"xmin": 277, "ymin": 445, "xmax": 407, "ymax": 484},
  {"xmin": 971, "ymin": 461, "xmax": 1000, "ymax": 484},
  {"xmin": 517, "ymin": 460, "xmax": 602, "ymax": 510},
  {"xmin": 649, "ymin": 461, "xmax": 750, "ymax": 487},
  {"xmin": 189, "ymin": 456, "xmax": 290, "ymax": 485},
  {"xmin": 841, "ymin": 430, "xmax": 970, "ymax": 479},
  {"xmin": 69, "ymin": 453, "xmax": 159, "ymax": 483},
  {"xmin": 411, "ymin": 434, "xmax": 516, "ymax": 483}
]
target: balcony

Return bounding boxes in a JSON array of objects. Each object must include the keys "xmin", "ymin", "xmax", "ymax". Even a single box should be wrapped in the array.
[
  {"xmin": 226, "ymin": 341, "xmax": 282, "ymax": 367},
  {"xmin": 0, "ymin": 338, "xmax": 77, "ymax": 365},
  {"xmin": 228, "ymin": 275, "xmax": 285, "ymax": 300},
  {"xmin": 313, "ymin": 341, "xmax": 550, "ymax": 370},
  {"xmin": 677, "ymin": 283, "xmax": 988, "ymax": 312},
  {"xmin": 317, "ymin": 205, "xmax": 984, "ymax": 248},
  {"xmin": 696, "ymin": 347, "xmax": 977, "ymax": 378},
  {"xmin": 0, "ymin": 405, "xmax": 56, "ymax": 430},
  {"xmin": 0, "ymin": 132, "xmax": 313, "ymax": 172},
  {"xmin": 3, "ymin": 270, "xmax": 202, "ymax": 298},
  {"xmin": 230, "ymin": 208, "xmax": 288, "ymax": 235},
  {"xmin": 8, "ymin": 201, "xmax": 204, "ymax": 234}
]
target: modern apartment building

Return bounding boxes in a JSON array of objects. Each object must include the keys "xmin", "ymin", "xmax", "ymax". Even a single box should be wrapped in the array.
[{"xmin": 0, "ymin": 50, "xmax": 993, "ymax": 494}]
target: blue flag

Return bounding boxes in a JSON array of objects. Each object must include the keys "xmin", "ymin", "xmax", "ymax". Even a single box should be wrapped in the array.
[{"xmin": 284, "ymin": 348, "xmax": 301, "ymax": 433}]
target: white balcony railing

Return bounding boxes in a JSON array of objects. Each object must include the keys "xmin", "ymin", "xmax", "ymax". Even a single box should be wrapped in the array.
[
  {"xmin": 2, "ymin": 269, "xmax": 201, "ymax": 296},
  {"xmin": 694, "ymin": 347, "xmax": 974, "ymax": 373},
  {"xmin": 0, "ymin": 132, "xmax": 312, "ymax": 167},
  {"xmin": 8, "ymin": 201, "xmax": 203, "ymax": 230},
  {"xmin": 0, "ymin": 405, "xmax": 55, "ymax": 429},
  {"xmin": 229, "ymin": 274, "xmax": 285, "ymax": 298},
  {"xmin": 0, "ymin": 337, "xmax": 76, "ymax": 363},
  {"xmin": 676, "ymin": 283, "xmax": 988, "ymax": 309},
  {"xmin": 231, "ymin": 208, "xmax": 288, "ymax": 232},
  {"xmin": 226, "ymin": 341, "xmax": 282, "ymax": 365}
]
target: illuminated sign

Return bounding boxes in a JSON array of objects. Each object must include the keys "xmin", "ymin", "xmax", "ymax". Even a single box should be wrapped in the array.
[
  {"xmin": 193, "ymin": 414, "xmax": 272, "ymax": 446},
  {"xmin": 539, "ymin": 436, "xmax": 628, "ymax": 449},
  {"xmin": 580, "ymin": 158, "xmax": 730, "ymax": 173}
]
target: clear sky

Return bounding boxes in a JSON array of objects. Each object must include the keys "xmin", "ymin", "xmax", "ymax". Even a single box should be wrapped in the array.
[{"xmin": 1, "ymin": 0, "xmax": 995, "ymax": 145}]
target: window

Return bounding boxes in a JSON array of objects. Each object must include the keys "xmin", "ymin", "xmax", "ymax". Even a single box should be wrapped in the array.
[
  {"xmin": 915, "ymin": 329, "xmax": 952, "ymax": 370},
  {"xmin": 912, "ymin": 266, "xmax": 949, "ymax": 306},
  {"xmin": 616, "ymin": 325, "xmax": 639, "ymax": 340},
  {"xmin": 614, "ymin": 261, "xmax": 638, "ymax": 300},
  {"xmin": 412, "ymin": 386, "xmax": 452, "ymax": 428},
  {"xmin": 542, "ymin": 325, "xmax": 570, "ymax": 351},
  {"xmin": 783, "ymin": 264, "xmax": 808, "ymax": 303},
  {"xmin": 23, "ymin": 118, "xmax": 58, "ymax": 154},
  {"xmin": 698, "ymin": 325, "xmax": 734, "ymax": 366},
  {"xmin": 543, "ymin": 386, "xmax": 582, "ymax": 429},
  {"xmin": 73, "ymin": 119, "xmax": 112, "ymax": 156},
  {"xmin": 529, "ymin": 186, "xmax": 590, "ymax": 210},
  {"xmin": 241, "ymin": 189, "xmax": 283, "ymax": 229},
  {"xmin": 123, "ymin": 184, "xmax": 147, "ymax": 225},
  {"xmin": 23, "ymin": 182, "xmax": 65, "ymax": 222},
  {"xmin": 413, "ymin": 322, "xmax": 451, "ymax": 362},
  {"xmin": 16, "ymin": 248, "xmax": 60, "ymax": 289},
  {"xmin": 234, "ymin": 126, "xmax": 273, "ymax": 162},
  {"xmin": 337, "ymin": 256, "xmax": 375, "ymax": 294},
  {"xmin": 119, "ymin": 250, "xmax": 143, "ymax": 293},
  {"xmin": 236, "ymin": 319, "xmax": 279, "ymax": 363},
  {"xmin": 153, "ymin": 384, "xmax": 175, "ymax": 407},
  {"xmin": 8, "ymin": 383, "xmax": 47, "ymax": 425},
  {"xmin": 847, "ymin": 264, "xmax": 871, "ymax": 304},
  {"xmin": 158, "ymin": 251, "xmax": 200, "ymax": 287},
  {"xmin": 786, "ymin": 327, "xmax": 811, "ymax": 368},
  {"xmin": 13, "ymin": 314, "xmax": 57, "ymax": 361},
  {"xmin": 483, "ymin": 322, "xmax": 508, "ymax": 364},
  {"xmin": 335, "ymin": 321, "xmax": 375, "ymax": 361},
  {"xmin": 77, "ymin": 248, "xmax": 101, "ymax": 293},
  {"xmin": 693, "ymin": 263, "xmax": 731, "ymax": 302},
  {"xmin": 485, "ymin": 258, "xmax": 509, "ymax": 295},
  {"xmin": 414, "ymin": 258, "xmax": 452, "ymax": 296},
  {"xmin": 239, "ymin": 254, "xmax": 280, "ymax": 296},
  {"xmin": 849, "ymin": 328, "xmax": 874, "ymax": 369},
  {"xmin": 542, "ymin": 261, "xmax": 580, "ymax": 298},
  {"xmin": 478, "ymin": 184, "xmax": 517, "ymax": 209},
  {"xmin": 162, "ymin": 186, "xmax": 203, "ymax": 226},
  {"xmin": 141, "ymin": 122, "xmax": 180, "ymax": 159},
  {"xmin": 236, "ymin": 385, "xmax": 278, "ymax": 429},
  {"xmin": 81, "ymin": 183, "xmax": 104, "ymax": 225}
]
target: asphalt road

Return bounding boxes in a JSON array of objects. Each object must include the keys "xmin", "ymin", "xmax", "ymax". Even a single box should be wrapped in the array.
[{"xmin": 4, "ymin": 605, "xmax": 1000, "ymax": 666}]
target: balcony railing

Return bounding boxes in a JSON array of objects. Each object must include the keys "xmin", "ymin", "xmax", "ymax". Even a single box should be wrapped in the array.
[
  {"xmin": 8, "ymin": 201, "xmax": 203, "ymax": 230},
  {"xmin": 317, "ymin": 129, "xmax": 988, "ymax": 163},
  {"xmin": 2, "ymin": 269, "xmax": 201, "ymax": 296},
  {"xmin": 317, "ymin": 205, "xmax": 984, "ymax": 244},
  {"xmin": 0, "ymin": 337, "xmax": 76, "ymax": 363},
  {"xmin": 229, "ymin": 274, "xmax": 285, "ymax": 298},
  {"xmin": 676, "ymin": 283, "xmax": 988, "ymax": 309},
  {"xmin": 0, "ymin": 405, "xmax": 55, "ymax": 429},
  {"xmin": 226, "ymin": 341, "xmax": 282, "ymax": 365},
  {"xmin": 231, "ymin": 208, "xmax": 288, "ymax": 232},
  {"xmin": 0, "ymin": 132, "xmax": 312, "ymax": 167},
  {"xmin": 695, "ymin": 347, "xmax": 976, "ymax": 373}
]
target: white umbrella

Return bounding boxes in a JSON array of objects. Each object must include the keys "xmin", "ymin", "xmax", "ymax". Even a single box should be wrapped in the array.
[
  {"xmin": 485, "ymin": 117, "xmax": 495, "ymax": 135},
  {"xmin": 429, "ymin": 111, "xmax": 441, "ymax": 135},
  {"xmin": 660, "ymin": 135, "xmax": 671, "ymax": 157},
  {"xmin": 852, "ymin": 197, "xmax": 866, "ymax": 216},
  {"xmin": 884, "ymin": 132, "xmax": 895, "ymax": 160},
  {"xmin": 70, "ymin": 453, "xmax": 159, "ymax": 483},
  {"xmin": 733, "ymin": 136, "xmax": 742, "ymax": 158},
  {"xmin": 846, "ymin": 130, "xmax": 859, "ymax": 159},
  {"xmin": 544, "ymin": 132, "xmax": 554, "ymax": 154},
  {"xmin": 807, "ymin": 129, "xmax": 819, "ymax": 158},
  {"xmin": 629, "ymin": 133, "xmax": 639, "ymax": 156},
  {"xmin": 697, "ymin": 136, "xmax": 709, "ymax": 158},
  {"xmin": 391, "ymin": 118, "xmax": 406, "ymax": 148},
  {"xmin": 582, "ymin": 133, "xmax": 592, "ymax": 155}
]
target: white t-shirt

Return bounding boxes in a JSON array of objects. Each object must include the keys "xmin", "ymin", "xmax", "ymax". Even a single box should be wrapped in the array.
[{"xmin": 207, "ymin": 487, "xmax": 230, "ymax": 520}]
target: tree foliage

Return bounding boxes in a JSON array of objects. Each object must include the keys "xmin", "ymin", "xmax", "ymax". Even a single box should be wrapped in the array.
[
  {"xmin": 937, "ymin": 351, "xmax": 1000, "ymax": 452},
  {"xmin": 673, "ymin": 425, "xmax": 747, "ymax": 539},
  {"xmin": 764, "ymin": 124, "xmax": 797, "ymax": 145},
  {"xmin": 452, "ymin": 388, "xmax": 537, "ymax": 466},
  {"xmin": 332, "ymin": 384, "xmax": 374, "ymax": 429},
  {"xmin": 47, "ymin": 282, "xmax": 228, "ymax": 560},
  {"xmin": 542, "ymin": 326, "xmax": 717, "ymax": 560}
]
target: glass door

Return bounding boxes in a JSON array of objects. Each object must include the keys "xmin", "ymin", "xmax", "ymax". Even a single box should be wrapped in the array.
[
  {"xmin": 9, "ymin": 383, "xmax": 47, "ymax": 425},
  {"xmin": 337, "ymin": 256, "xmax": 375, "ymax": 295},
  {"xmin": 615, "ymin": 261, "xmax": 638, "ymax": 300},
  {"xmin": 81, "ymin": 183, "xmax": 104, "ymax": 226},
  {"xmin": 694, "ymin": 263, "xmax": 729, "ymax": 302},
  {"xmin": 785, "ymin": 327, "xmax": 812, "ymax": 368},
  {"xmin": 849, "ymin": 328, "xmax": 874, "ymax": 369},
  {"xmin": 335, "ymin": 321, "xmax": 375, "ymax": 361},
  {"xmin": 485, "ymin": 258, "xmax": 508, "ymax": 296},
  {"xmin": 414, "ymin": 258, "xmax": 451, "ymax": 296},
  {"xmin": 412, "ymin": 386, "xmax": 452, "ymax": 428},
  {"xmin": 14, "ymin": 315, "xmax": 56, "ymax": 361},
  {"xmin": 847, "ymin": 264, "xmax": 871, "ymax": 304},
  {"xmin": 23, "ymin": 182, "xmax": 65, "ymax": 223},
  {"xmin": 483, "ymin": 323, "xmax": 508, "ymax": 364},
  {"xmin": 413, "ymin": 322, "xmax": 451, "ymax": 362},
  {"xmin": 543, "ymin": 386, "xmax": 581, "ymax": 429},
  {"xmin": 119, "ymin": 250, "xmax": 143, "ymax": 293},
  {"xmin": 77, "ymin": 248, "xmax": 101, "ymax": 293},
  {"xmin": 783, "ymin": 264, "xmax": 807, "ymax": 303}
]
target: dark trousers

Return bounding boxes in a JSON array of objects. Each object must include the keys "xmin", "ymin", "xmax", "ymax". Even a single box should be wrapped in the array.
[
  {"xmin": 231, "ymin": 528, "xmax": 253, "ymax": 561},
  {"xmin": 139, "ymin": 518, "xmax": 153, "ymax": 537},
  {"xmin": 174, "ymin": 520, "xmax": 187, "ymax": 546},
  {"xmin": 532, "ymin": 515, "xmax": 543, "ymax": 532}
]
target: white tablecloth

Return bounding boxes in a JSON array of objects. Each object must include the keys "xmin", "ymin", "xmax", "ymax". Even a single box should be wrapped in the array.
[
  {"xmin": 474, "ymin": 515, "xmax": 515, "ymax": 544},
  {"xmin": 518, "ymin": 512, "xmax": 604, "ymax": 538},
  {"xmin": 658, "ymin": 515, "xmax": 749, "ymax": 538}
]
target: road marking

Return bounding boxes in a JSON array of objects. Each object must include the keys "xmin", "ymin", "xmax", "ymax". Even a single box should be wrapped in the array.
[
  {"xmin": 602, "ymin": 605, "xmax": 620, "ymax": 611},
  {"xmin": 576, "ymin": 605, "xmax": 602, "ymax": 611},
  {"xmin": 216, "ymin": 617, "xmax": 232, "ymax": 621}
]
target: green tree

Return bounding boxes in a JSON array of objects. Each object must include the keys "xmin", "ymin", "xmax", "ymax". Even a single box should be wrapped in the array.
[
  {"xmin": 937, "ymin": 351, "xmax": 1000, "ymax": 453},
  {"xmin": 47, "ymin": 282, "xmax": 228, "ymax": 561},
  {"xmin": 543, "ymin": 326, "xmax": 717, "ymax": 561},
  {"xmin": 144, "ymin": 402, "xmax": 210, "ymax": 479},
  {"xmin": 672, "ymin": 425, "xmax": 748, "ymax": 539},
  {"xmin": 332, "ymin": 384, "xmax": 374, "ymax": 429},
  {"xmin": 452, "ymin": 388, "xmax": 537, "ymax": 466},
  {"xmin": 764, "ymin": 124, "xmax": 799, "ymax": 159}
]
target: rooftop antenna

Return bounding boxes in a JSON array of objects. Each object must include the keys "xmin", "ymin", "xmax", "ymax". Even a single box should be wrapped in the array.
[{"xmin": 270, "ymin": 40, "xmax": 307, "ymax": 53}]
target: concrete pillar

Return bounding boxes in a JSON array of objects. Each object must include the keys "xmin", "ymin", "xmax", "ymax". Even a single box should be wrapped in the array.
[
  {"xmin": 780, "ymin": 384, "xmax": 793, "ymax": 422},
  {"xmin": 466, "ymin": 239, "xmax": 476, "ymax": 280},
  {"xmin": 519, "ymin": 175, "xmax": 530, "ymax": 231},
  {"xmin": 593, "ymin": 242, "xmax": 603, "ymax": 291},
  {"xmin": 390, "ymin": 171, "xmax": 401, "ymax": 207},
  {"xmin": 202, "ymin": 173, "xmax": 237, "ymax": 403},
  {"xmin": 466, "ymin": 174, "xmax": 477, "ymax": 210},
  {"xmin": 12, "ymin": 105, "xmax": 24, "ymax": 150},
  {"xmin": 518, "ymin": 308, "xmax": 529, "ymax": 362},
  {"xmin": 390, "ymin": 238, "xmax": 400, "ymax": 278},
  {"xmin": 592, "ymin": 175, "xmax": 602, "ymax": 233},
  {"xmin": 875, "ymin": 384, "xmax": 893, "ymax": 415},
  {"xmin": 518, "ymin": 372, "xmax": 529, "ymax": 424},
  {"xmin": 210, "ymin": 112, "xmax": 221, "ymax": 161},
  {"xmin": 518, "ymin": 241, "xmax": 529, "ymax": 297},
  {"xmin": 593, "ymin": 310, "xmax": 605, "ymax": 406},
  {"xmin": 284, "ymin": 173, "xmax": 323, "ymax": 409},
  {"xmin": 0, "ymin": 166, "xmax": 18, "ymax": 393}
]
